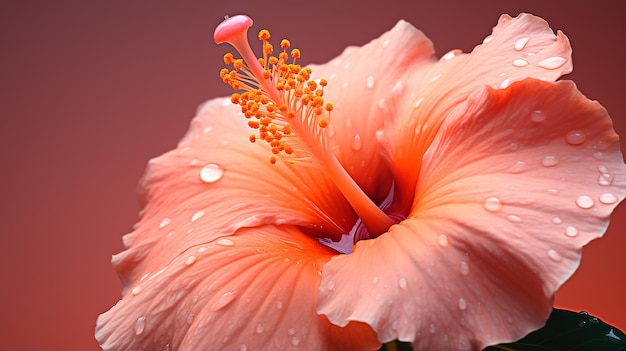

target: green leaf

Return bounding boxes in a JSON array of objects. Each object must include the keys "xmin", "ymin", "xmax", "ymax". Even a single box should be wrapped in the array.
[
  {"xmin": 484, "ymin": 309, "xmax": 625, "ymax": 351},
  {"xmin": 377, "ymin": 309, "xmax": 625, "ymax": 351}
]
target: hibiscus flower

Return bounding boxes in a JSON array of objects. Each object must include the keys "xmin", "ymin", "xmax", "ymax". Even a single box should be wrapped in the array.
[{"xmin": 96, "ymin": 13, "xmax": 626, "ymax": 351}]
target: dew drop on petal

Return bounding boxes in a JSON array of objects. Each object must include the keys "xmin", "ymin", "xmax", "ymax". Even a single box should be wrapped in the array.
[
  {"xmin": 565, "ymin": 226, "xmax": 579, "ymax": 237},
  {"xmin": 382, "ymin": 39, "xmax": 391, "ymax": 48},
  {"xmin": 327, "ymin": 280, "xmax": 335, "ymax": 291},
  {"xmin": 507, "ymin": 215, "xmax": 522, "ymax": 223},
  {"xmin": 598, "ymin": 174, "xmax": 613, "ymax": 186},
  {"xmin": 500, "ymin": 78, "xmax": 512, "ymax": 89},
  {"xmin": 437, "ymin": 234, "xmax": 449, "ymax": 247},
  {"xmin": 351, "ymin": 133, "xmax": 362, "ymax": 151},
  {"xmin": 256, "ymin": 324, "xmax": 264, "ymax": 334},
  {"xmin": 291, "ymin": 337, "xmax": 300, "ymax": 346},
  {"xmin": 134, "ymin": 316, "xmax": 146, "ymax": 335},
  {"xmin": 276, "ymin": 300, "xmax": 283, "ymax": 309},
  {"xmin": 547, "ymin": 249, "xmax": 562, "ymax": 262},
  {"xmin": 366, "ymin": 75, "xmax": 375, "ymax": 88},
  {"xmin": 159, "ymin": 218, "xmax": 172, "ymax": 228},
  {"xmin": 184, "ymin": 256, "xmax": 197, "ymax": 266},
  {"xmin": 288, "ymin": 327, "xmax": 296, "ymax": 336},
  {"xmin": 513, "ymin": 58, "xmax": 529, "ymax": 67},
  {"xmin": 552, "ymin": 217, "xmax": 562, "ymax": 224},
  {"xmin": 460, "ymin": 261, "xmax": 470, "ymax": 276},
  {"xmin": 538, "ymin": 56, "xmax": 567, "ymax": 69},
  {"xmin": 200, "ymin": 163, "xmax": 224, "ymax": 183},
  {"xmin": 377, "ymin": 99, "xmax": 386, "ymax": 109},
  {"xmin": 131, "ymin": 285, "xmax": 143, "ymax": 295},
  {"xmin": 399, "ymin": 277, "xmax": 407, "ymax": 289},
  {"xmin": 458, "ymin": 298, "xmax": 467, "ymax": 311},
  {"xmin": 372, "ymin": 276, "xmax": 379, "ymax": 285},
  {"xmin": 483, "ymin": 35, "xmax": 495, "ymax": 44},
  {"xmin": 191, "ymin": 210, "xmax": 205, "ymax": 222},
  {"xmin": 197, "ymin": 246, "xmax": 208, "ymax": 254},
  {"xmin": 576, "ymin": 195, "xmax": 595, "ymax": 209},
  {"xmin": 599, "ymin": 193, "xmax": 618, "ymax": 204},
  {"xmin": 429, "ymin": 323, "xmax": 436, "ymax": 334},
  {"xmin": 530, "ymin": 110, "xmax": 545, "ymax": 122},
  {"xmin": 565, "ymin": 131, "xmax": 586, "ymax": 145},
  {"xmin": 514, "ymin": 37, "xmax": 529, "ymax": 51},
  {"xmin": 216, "ymin": 238, "xmax": 235, "ymax": 247},
  {"xmin": 541, "ymin": 155, "xmax": 559, "ymax": 167},
  {"xmin": 391, "ymin": 320, "xmax": 398, "ymax": 331},
  {"xmin": 213, "ymin": 292, "xmax": 237, "ymax": 311},
  {"xmin": 483, "ymin": 197, "xmax": 502, "ymax": 212}
]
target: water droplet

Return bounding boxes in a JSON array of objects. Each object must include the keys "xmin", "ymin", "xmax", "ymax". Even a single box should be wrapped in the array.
[
  {"xmin": 191, "ymin": 210, "xmax": 205, "ymax": 222},
  {"xmin": 440, "ymin": 49, "xmax": 459, "ymax": 61},
  {"xmin": 592, "ymin": 152, "xmax": 604, "ymax": 160},
  {"xmin": 547, "ymin": 249, "xmax": 562, "ymax": 262},
  {"xmin": 213, "ymin": 292, "xmax": 236, "ymax": 311},
  {"xmin": 552, "ymin": 217, "xmax": 562, "ymax": 224},
  {"xmin": 541, "ymin": 155, "xmax": 559, "ymax": 167},
  {"xmin": 429, "ymin": 323, "xmax": 436, "ymax": 334},
  {"xmin": 547, "ymin": 188, "xmax": 559, "ymax": 195},
  {"xmin": 184, "ymin": 256, "xmax": 197, "ymax": 266},
  {"xmin": 351, "ymin": 134, "xmax": 362, "ymax": 151},
  {"xmin": 500, "ymin": 78, "xmax": 512, "ymax": 89},
  {"xmin": 372, "ymin": 276, "xmax": 379, "ymax": 285},
  {"xmin": 513, "ymin": 58, "xmax": 529, "ymax": 67},
  {"xmin": 509, "ymin": 160, "xmax": 527, "ymax": 173},
  {"xmin": 565, "ymin": 226, "xmax": 579, "ymax": 237},
  {"xmin": 345, "ymin": 119, "xmax": 352, "ymax": 128},
  {"xmin": 483, "ymin": 197, "xmax": 502, "ymax": 212},
  {"xmin": 430, "ymin": 73, "xmax": 442, "ymax": 82},
  {"xmin": 598, "ymin": 174, "xmax": 613, "ymax": 186},
  {"xmin": 600, "ymin": 193, "xmax": 618, "ymax": 204},
  {"xmin": 377, "ymin": 99, "xmax": 386, "ymax": 109},
  {"xmin": 366, "ymin": 75, "xmax": 375, "ymax": 88},
  {"xmin": 382, "ymin": 39, "xmax": 391, "ymax": 48},
  {"xmin": 276, "ymin": 300, "xmax": 283, "ymax": 309},
  {"xmin": 437, "ymin": 234, "xmax": 449, "ymax": 247},
  {"xmin": 507, "ymin": 215, "xmax": 522, "ymax": 223},
  {"xmin": 327, "ymin": 280, "xmax": 335, "ymax": 291},
  {"xmin": 589, "ymin": 317, "xmax": 599, "ymax": 324},
  {"xmin": 256, "ymin": 324, "xmax": 264, "ymax": 334},
  {"xmin": 565, "ymin": 131, "xmax": 585, "ymax": 145},
  {"xmin": 538, "ymin": 56, "xmax": 567, "ymax": 69},
  {"xmin": 514, "ymin": 37, "xmax": 530, "ymax": 51},
  {"xmin": 392, "ymin": 81, "xmax": 404, "ymax": 95},
  {"xmin": 530, "ymin": 109, "xmax": 545, "ymax": 122},
  {"xmin": 460, "ymin": 261, "xmax": 469, "ymax": 276},
  {"xmin": 131, "ymin": 285, "xmax": 143, "ymax": 295},
  {"xmin": 291, "ymin": 336, "xmax": 300, "ymax": 346},
  {"xmin": 239, "ymin": 344, "xmax": 248, "ymax": 351},
  {"xmin": 413, "ymin": 97, "xmax": 424, "ymax": 108},
  {"xmin": 216, "ymin": 238, "xmax": 235, "ymax": 247},
  {"xmin": 134, "ymin": 316, "xmax": 146, "ymax": 335},
  {"xmin": 458, "ymin": 298, "xmax": 467, "ymax": 311},
  {"xmin": 200, "ymin": 163, "xmax": 224, "ymax": 183},
  {"xmin": 159, "ymin": 218, "xmax": 172, "ymax": 228},
  {"xmin": 197, "ymin": 246, "xmax": 208, "ymax": 254},
  {"xmin": 483, "ymin": 35, "xmax": 495, "ymax": 44},
  {"xmin": 576, "ymin": 195, "xmax": 595, "ymax": 209},
  {"xmin": 578, "ymin": 320, "xmax": 587, "ymax": 327},
  {"xmin": 391, "ymin": 320, "xmax": 398, "ymax": 330},
  {"xmin": 288, "ymin": 327, "xmax": 296, "ymax": 336},
  {"xmin": 399, "ymin": 277, "xmax": 407, "ymax": 289}
]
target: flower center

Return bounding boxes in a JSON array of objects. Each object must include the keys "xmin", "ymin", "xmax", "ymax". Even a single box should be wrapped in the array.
[{"xmin": 214, "ymin": 15, "xmax": 395, "ymax": 237}]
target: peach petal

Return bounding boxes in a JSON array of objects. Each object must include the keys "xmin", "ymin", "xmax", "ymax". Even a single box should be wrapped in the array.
[
  {"xmin": 379, "ymin": 13, "xmax": 574, "ymax": 213},
  {"xmin": 97, "ymin": 225, "xmax": 380, "ymax": 350},
  {"xmin": 113, "ymin": 98, "xmax": 360, "ymax": 288},
  {"xmin": 309, "ymin": 20, "xmax": 436, "ymax": 202},
  {"xmin": 318, "ymin": 79, "xmax": 626, "ymax": 349}
]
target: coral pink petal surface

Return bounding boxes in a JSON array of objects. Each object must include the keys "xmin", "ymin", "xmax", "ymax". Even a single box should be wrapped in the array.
[
  {"xmin": 95, "ymin": 99, "xmax": 379, "ymax": 349},
  {"xmin": 318, "ymin": 80, "xmax": 626, "ymax": 349}
]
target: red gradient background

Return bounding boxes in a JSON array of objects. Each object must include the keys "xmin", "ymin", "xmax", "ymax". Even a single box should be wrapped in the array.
[{"xmin": 1, "ymin": 1, "xmax": 624, "ymax": 350}]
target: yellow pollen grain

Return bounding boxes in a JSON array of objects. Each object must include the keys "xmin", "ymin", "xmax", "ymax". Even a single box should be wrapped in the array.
[
  {"xmin": 258, "ymin": 30, "xmax": 270, "ymax": 41},
  {"xmin": 280, "ymin": 39, "xmax": 290, "ymax": 50}
]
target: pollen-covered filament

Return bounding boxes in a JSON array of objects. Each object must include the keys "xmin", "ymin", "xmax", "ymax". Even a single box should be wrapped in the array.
[{"xmin": 214, "ymin": 15, "xmax": 394, "ymax": 236}]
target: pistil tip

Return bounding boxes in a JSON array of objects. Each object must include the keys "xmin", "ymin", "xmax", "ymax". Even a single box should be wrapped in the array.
[{"xmin": 214, "ymin": 14, "xmax": 253, "ymax": 44}]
